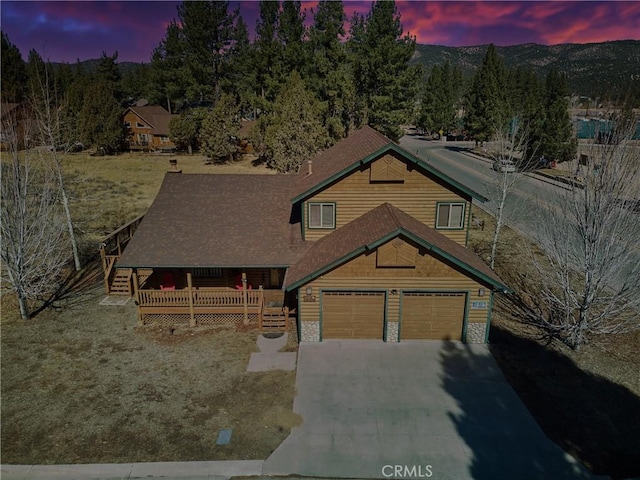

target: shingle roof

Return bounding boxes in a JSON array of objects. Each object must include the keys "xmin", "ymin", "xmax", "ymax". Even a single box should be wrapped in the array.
[
  {"xmin": 284, "ymin": 203, "xmax": 507, "ymax": 291},
  {"xmin": 117, "ymin": 173, "xmax": 308, "ymax": 268},
  {"xmin": 127, "ymin": 105, "xmax": 175, "ymax": 136},
  {"xmin": 294, "ymin": 126, "xmax": 392, "ymax": 197},
  {"xmin": 292, "ymin": 125, "xmax": 486, "ymax": 203}
]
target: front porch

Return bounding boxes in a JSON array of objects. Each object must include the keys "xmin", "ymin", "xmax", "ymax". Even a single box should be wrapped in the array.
[{"xmin": 133, "ymin": 268, "xmax": 291, "ymax": 332}]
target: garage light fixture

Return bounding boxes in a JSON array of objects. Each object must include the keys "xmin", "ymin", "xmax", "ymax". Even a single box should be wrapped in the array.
[
  {"xmin": 478, "ymin": 288, "xmax": 485, "ymax": 297},
  {"xmin": 305, "ymin": 287, "xmax": 313, "ymax": 296}
]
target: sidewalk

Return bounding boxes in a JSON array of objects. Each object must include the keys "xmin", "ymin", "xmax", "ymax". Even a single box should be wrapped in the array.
[{"xmin": 1, "ymin": 460, "xmax": 263, "ymax": 480}]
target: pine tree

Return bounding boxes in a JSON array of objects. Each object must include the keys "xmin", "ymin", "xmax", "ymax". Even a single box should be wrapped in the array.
[
  {"xmin": 419, "ymin": 62, "xmax": 463, "ymax": 136},
  {"xmin": 347, "ymin": 0, "xmax": 422, "ymax": 141},
  {"xmin": 278, "ymin": 1, "xmax": 307, "ymax": 75},
  {"xmin": 306, "ymin": 0, "xmax": 354, "ymax": 139},
  {"xmin": 177, "ymin": 1, "xmax": 238, "ymax": 103},
  {"xmin": 262, "ymin": 72, "xmax": 330, "ymax": 173},
  {"xmin": 79, "ymin": 81, "xmax": 124, "ymax": 153},
  {"xmin": 149, "ymin": 20, "xmax": 189, "ymax": 113},
  {"xmin": 541, "ymin": 70, "xmax": 577, "ymax": 163},
  {"xmin": 1, "ymin": 32, "xmax": 27, "ymax": 103},
  {"xmin": 199, "ymin": 93, "xmax": 240, "ymax": 162},
  {"xmin": 254, "ymin": 0, "xmax": 283, "ymax": 104},
  {"xmin": 465, "ymin": 44, "xmax": 509, "ymax": 145}
]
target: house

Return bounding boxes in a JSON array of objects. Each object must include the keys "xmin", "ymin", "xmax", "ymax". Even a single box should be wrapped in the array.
[
  {"xmin": 114, "ymin": 126, "xmax": 508, "ymax": 343},
  {"xmin": 123, "ymin": 105, "xmax": 176, "ymax": 152}
]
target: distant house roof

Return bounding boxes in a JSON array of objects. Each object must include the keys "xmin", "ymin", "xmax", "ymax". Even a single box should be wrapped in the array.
[
  {"xmin": 117, "ymin": 173, "xmax": 308, "ymax": 269},
  {"xmin": 126, "ymin": 105, "xmax": 175, "ymax": 136},
  {"xmin": 292, "ymin": 125, "xmax": 486, "ymax": 203},
  {"xmin": 284, "ymin": 203, "xmax": 508, "ymax": 292}
]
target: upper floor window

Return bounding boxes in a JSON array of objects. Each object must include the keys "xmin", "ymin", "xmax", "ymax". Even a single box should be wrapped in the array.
[
  {"xmin": 308, "ymin": 202, "xmax": 335, "ymax": 229},
  {"xmin": 136, "ymin": 122, "xmax": 147, "ymax": 128},
  {"xmin": 436, "ymin": 202, "xmax": 465, "ymax": 229}
]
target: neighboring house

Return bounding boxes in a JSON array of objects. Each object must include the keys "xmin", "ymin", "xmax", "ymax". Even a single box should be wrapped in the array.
[
  {"xmin": 123, "ymin": 105, "xmax": 176, "ymax": 152},
  {"xmin": 114, "ymin": 126, "xmax": 508, "ymax": 343}
]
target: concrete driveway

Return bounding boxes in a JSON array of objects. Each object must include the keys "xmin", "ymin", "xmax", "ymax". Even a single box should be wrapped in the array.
[{"xmin": 263, "ymin": 341, "xmax": 601, "ymax": 479}]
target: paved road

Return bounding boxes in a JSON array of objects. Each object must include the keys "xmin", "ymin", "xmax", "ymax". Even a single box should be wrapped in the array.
[{"xmin": 399, "ymin": 134, "xmax": 640, "ymax": 290}]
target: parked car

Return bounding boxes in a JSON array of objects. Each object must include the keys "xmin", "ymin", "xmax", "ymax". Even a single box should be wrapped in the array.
[{"xmin": 492, "ymin": 158, "xmax": 517, "ymax": 173}]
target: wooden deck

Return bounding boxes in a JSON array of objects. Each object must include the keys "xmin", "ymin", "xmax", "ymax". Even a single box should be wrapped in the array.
[{"xmin": 135, "ymin": 286, "xmax": 289, "ymax": 331}]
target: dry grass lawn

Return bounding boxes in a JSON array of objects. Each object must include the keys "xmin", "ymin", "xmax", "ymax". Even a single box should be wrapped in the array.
[
  {"xmin": 1, "ymin": 151, "xmax": 299, "ymax": 465},
  {"xmin": 1, "ymin": 279, "xmax": 299, "ymax": 464},
  {"xmin": 469, "ymin": 206, "xmax": 640, "ymax": 479}
]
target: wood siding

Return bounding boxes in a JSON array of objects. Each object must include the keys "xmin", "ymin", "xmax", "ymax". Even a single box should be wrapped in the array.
[
  {"xmin": 298, "ymin": 238, "xmax": 490, "ymax": 337},
  {"xmin": 303, "ymin": 152, "xmax": 470, "ymax": 245}
]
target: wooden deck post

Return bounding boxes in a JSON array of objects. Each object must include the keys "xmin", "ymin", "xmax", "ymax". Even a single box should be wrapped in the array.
[
  {"xmin": 99, "ymin": 245, "xmax": 109, "ymax": 294},
  {"xmin": 187, "ymin": 271, "xmax": 195, "ymax": 327},
  {"xmin": 132, "ymin": 270, "xmax": 142, "ymax": 326},
  {"xmin": 242, "ymin": 271, "xmax": 249, "ymax": 325}
]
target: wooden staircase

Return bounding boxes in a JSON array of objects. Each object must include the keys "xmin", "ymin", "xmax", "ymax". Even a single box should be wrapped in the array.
[
  {"xmin": 109, "ymin": 268, "xmax": 133, "ymax": 296},
  {"xmin": 260, "ymin": 305, "xmax": 289, "ymax": 332}
]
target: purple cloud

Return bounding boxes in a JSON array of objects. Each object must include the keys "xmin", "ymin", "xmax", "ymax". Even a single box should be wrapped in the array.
[{"xmin": 1, "ymin": 1, "xmax": 638, "ymax": 63}]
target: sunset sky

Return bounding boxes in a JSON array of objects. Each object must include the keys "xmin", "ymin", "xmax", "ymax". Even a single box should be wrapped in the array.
[{"xmin": 1, "ymin": 1, "xmax": 639, "ymax": 63}]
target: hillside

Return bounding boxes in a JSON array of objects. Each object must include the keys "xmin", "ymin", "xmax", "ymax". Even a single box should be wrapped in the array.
[{"xmin": 412, "ymin": 40, "xmax": 640, "ymax": 101}]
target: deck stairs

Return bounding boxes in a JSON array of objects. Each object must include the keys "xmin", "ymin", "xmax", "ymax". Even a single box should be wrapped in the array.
[
  {"xmin": 109, "ymin": 268, "xmax": 133, "ymax": 296},
  {"xmin": 260, "ymin": 305, "xmax": 289, "ymax": 332}
]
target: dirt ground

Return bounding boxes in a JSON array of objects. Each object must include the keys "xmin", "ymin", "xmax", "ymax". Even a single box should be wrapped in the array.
[
  {"xmin": 469, "ymin": 207, "xmax": 640, "ymax": 479},
  {"xmin": 0, "ymin": 281, "xmax": 299, "ymax": 465}
]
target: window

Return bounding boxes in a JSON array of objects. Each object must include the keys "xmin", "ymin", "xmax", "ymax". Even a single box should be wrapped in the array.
[
  {"xmin": 136, "ymin": 122, "xmax": 147, "ymax": 128},
  {"xmin": 308, "ymin": 202, "xmax": 335, "ymax": 229},
  {"xmin": 436, "ymin": 203, "xmax": 465, "ymax": 229}
]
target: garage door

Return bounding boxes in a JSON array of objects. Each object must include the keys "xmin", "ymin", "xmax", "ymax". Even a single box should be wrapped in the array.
[
  {"xmin": 322, "ymin": 291, "xmax": 385, "ymax": 339},
  {"xmin": 400, "ymin": 292, "xmax": 466, "ymax": 340}
]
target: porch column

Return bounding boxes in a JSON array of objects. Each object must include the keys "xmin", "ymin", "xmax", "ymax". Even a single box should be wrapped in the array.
[
  {"xmin": 187, "ymin": 271, "xmax": 195, "ymax": 327},
  {"xmin": 242, "ymin": 271, "xmax": 249, "ymax": 325}
]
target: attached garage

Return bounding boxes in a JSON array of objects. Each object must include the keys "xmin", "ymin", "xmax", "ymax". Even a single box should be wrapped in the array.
[
  {"xmin": 400, "ymin": 292, "xmax": 466, "ymax": 340},
  {"xmin": 322, "ymin": 291, "xmax": 385, "ymax": 339}
]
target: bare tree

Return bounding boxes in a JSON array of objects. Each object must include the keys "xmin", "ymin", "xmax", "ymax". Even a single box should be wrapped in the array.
[
  {"xmin": 1, "ymin": 116, "xmax": 68, "ymax": 319},
  {"xmin": 525, "ymin": 127, "xmax": 640, "ymax": 349},
  {"xmin": 29, "ymin": 62, "xmax": 82, "ymax": 271},
  {"xmin": 485, "ymin": 123, "xmax": 534, "ymax": 269}
]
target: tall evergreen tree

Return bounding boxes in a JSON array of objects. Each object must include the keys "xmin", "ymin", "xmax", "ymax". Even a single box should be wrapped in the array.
[
  {"xmin": 465, "ymin": 44, "xmax": 509, "ymax": 145},
  {"xmin": 149, "ymin": 20, "xmax": 188, "ymax": 113},
  {"xmin": 177, "ymin": 1, "xmax": 238, "ymax": 102},
  {"xmin": 347, "ymin": 0, "xmax": 422, "ymax": 140},
  {"xmin": 419, "ymin": 62, "xmax": 463, "ymax": 136},
  {"xmin": 260, "ymin": 72, "xmax": 330, "ymax": 173},
  {"xmin": 79, "ymin": 81, "xmax": 124, "ymax": 153},
  {"xmin": 541, "ymin": 70, "xmax": 577, "ymax": 163},
  {"xmin": 254, "ymin": 0, "xmax": 283, "ymax": 104},
  {"xmin": 224, "ymin": 15, "xmax": 255, "ymax": 115},
  {"xmin": 278, "ymin": 1, "xmax": 307, "ymax": 74},
  {"xmin": 199, "ymin": 93, "xmax": 240, "ymax": 162},
  {"xmin": 306, "ymin": 0, "xmax": 354, "ymax": 139},
  {"xmin": 1, "ymin": 32, "xmax": 27, "ymax": 103}
]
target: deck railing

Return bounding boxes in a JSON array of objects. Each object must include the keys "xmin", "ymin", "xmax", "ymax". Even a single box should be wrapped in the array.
[{"xmin": 138, "ymin": 288, "xmax": 262, "ymax": 308}]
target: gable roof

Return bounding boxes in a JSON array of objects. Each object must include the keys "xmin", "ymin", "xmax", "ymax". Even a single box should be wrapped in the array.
[
  {"xmin": 292, "ymin": 125, "xmax": 486, "ymax": 203},
  {"xmin": 284, "ymin": 203, "xmax": 508, "ymax": 292},
  {"xmin": 117, "ymin": 173, "xmax": 308, "ymax": 269},
  {"xmin": 126, "ymin": 105, "xmax": 174, "ymax": 136}
]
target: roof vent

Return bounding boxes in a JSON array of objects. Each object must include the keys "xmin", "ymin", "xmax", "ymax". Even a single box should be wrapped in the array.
[{"xmin": 307, "ymin": 160, "xmax": 312, "ymax": 176}]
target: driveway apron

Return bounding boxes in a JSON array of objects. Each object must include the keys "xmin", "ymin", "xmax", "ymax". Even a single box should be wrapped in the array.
[{"xmin": 263, "ymin": 341, "xmax": 602, "ymax": 479}]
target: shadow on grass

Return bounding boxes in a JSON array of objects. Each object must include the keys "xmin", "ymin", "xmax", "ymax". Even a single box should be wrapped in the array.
[
  {"xmin": 485, "ymin": 324, "xmax": 639, "ymax": 480},
  {"xmin": 30, "ymin": 259, "xmax": 104, "ymax": 318},
  {"xmin": 440, "ymin": 340, "xmax": 596, "ymax": 480}
]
